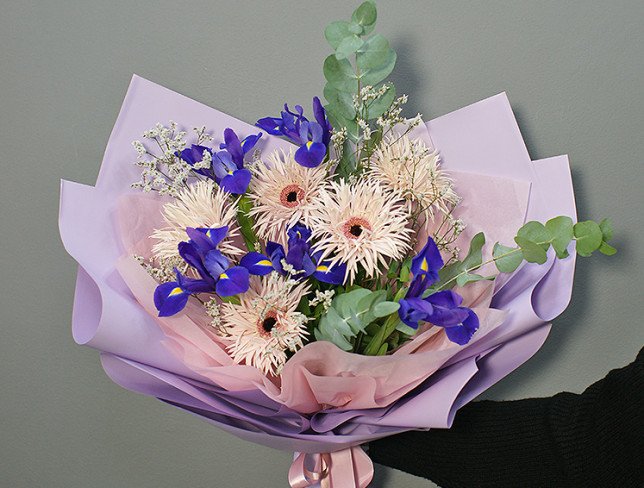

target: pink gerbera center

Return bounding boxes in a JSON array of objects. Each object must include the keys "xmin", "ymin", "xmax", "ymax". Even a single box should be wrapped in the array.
[
  {"xmin": 279, "ymin": 184, "xmax": 305, "ymax": 208},
  {"xmin": 342, "ymin": 217, "xmax": 372, "ymax": 239},
  {"xmin": 258, "ymin": 310, "xmax": 279, "ymax": 337}
]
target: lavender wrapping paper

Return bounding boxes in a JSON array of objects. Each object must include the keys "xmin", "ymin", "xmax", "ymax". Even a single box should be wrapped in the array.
[{"xmin": 59, "ymin": 76, "xmax": 576, "ymax": 456}]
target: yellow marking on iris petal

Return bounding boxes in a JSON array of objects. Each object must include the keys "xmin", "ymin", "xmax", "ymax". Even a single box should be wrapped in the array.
[
  {"xmin": 306, "ymin": 141, "xmax": 313, "ymax": 149},
  {"xmin": 219, "ymin": 273, "xmax": 229, "ymax": 280},
  {"xmin": 257, "ymin": 260, "xmax": 273, "ymax": 266},
  {"xmin": 420, "ymin": 258, "xmax": 428, "ymax": 272},
  {"xmin": 316, "ymin": 265, "xmax": 329, "ymax": 272},
  {"xmin": 169, "ymin": 287, "xmax": 183, "ymax": 296}
]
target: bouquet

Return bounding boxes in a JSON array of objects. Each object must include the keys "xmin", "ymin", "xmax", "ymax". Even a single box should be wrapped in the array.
[{"xmin": 59, "ymin": 2, "xmax": 615, "ymax": 486}]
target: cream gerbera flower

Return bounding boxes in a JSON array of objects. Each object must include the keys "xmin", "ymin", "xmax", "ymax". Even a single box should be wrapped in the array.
[
  {"xmin": 220, "ymin": 275, "xmax": 310, "ymax": 376},
  {"xmin": 309, "ymin": 179, "xmax": 412, "ymax": 283},
  {"xmin": 248, "ymin": 148, "xmax": 328, "ymax": 243},
  {"xmin": 369, "ymin": 133, "xmax": 458, "ymax": 219},
  {"xmin": 151, "ymin": 180, "xmax": 242, "ymax": 261}
]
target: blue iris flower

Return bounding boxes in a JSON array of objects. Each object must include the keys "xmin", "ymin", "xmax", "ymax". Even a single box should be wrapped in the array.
[
  {"xmin": 398, "ymin": 237, "xmax": 480, "ymax": 345},
  {"xmin": 154, "ymin": 226, "xmax": 250, "ymax": 317},
  {"xmin": 240, "ymin": 223, "xmax": 346, "ymax": 285},
  {"xmin": 177, "ymin": 128, "xmax": 261, "ymax": 195},
  {"xmin": 256, "ymin": 97, "xmax": 332, "ymax": 168}
]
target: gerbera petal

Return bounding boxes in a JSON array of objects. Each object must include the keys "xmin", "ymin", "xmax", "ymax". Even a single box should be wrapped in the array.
[
  {"xmin": 219, "ymin": 276, "xmax": 310, "ymax": 376},
  {"xmin": 151, "ymin": 181, "xmax": 243, "ymax": 261}
]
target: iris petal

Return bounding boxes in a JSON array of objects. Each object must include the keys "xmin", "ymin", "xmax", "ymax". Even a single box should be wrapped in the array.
[
  {"xmin": 256, "ymin": 117, "xmax": 283, "ymax": 135},
  {"xmin": 220, "ymin": 168, "xmax": 251, "ymax": 195},
  {"xmin": 266, "ymin": 241, "xmax": 286, "ymax": 274},
  {"xmin": 425, "ymin": 289, "xmax": 463, "ymax": 309},
  {"xmin": 215, "ymin": 266, "xmax": 250, "ymax": 296},
  {"xmin": 203, "ymin": 249, "xmax": 230, "ymax": 278},
  {"xmin": 240, "ymin": 252, "xmax": 274, "ymax": 276},
  {"xmin": 445, "ymin": 309, "xmax": 480, "ymax": 345},
  {"xmin": 411, "ymin": 237, "xmax": 444, "ymax": 284},
  {"xmin": 294, "ymin": 142, "xmax": 326, "ymax": 168},
  {"xmin": 314, "ymin": 261, "xmax": 346, "ymax": 285},
  {"xmin": 240, "ymin": 133, "xmax": 262, "ymax": 154},
  {"xmin": 222, "ymin": 128, "xmax": 244, "ymax": 168},
  {"xmin": 154, "ymin": 282, "xmax": 190, "ymax": 317}
]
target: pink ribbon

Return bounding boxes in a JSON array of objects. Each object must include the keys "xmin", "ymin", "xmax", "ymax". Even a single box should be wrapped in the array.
[{"xmin": 288, "ymin": 447, "xmax": 373, "ymax": 488}]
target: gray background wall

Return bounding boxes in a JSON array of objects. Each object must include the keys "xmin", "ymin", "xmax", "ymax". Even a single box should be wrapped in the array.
[{"xmin": 1, "ymin": 1, "xmax": 642, "ymax": 487}]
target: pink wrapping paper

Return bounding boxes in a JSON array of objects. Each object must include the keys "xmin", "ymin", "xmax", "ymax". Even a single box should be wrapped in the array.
[{"xmin": 59, "ymin": 76, "xmax": 578, "ymax": 486}]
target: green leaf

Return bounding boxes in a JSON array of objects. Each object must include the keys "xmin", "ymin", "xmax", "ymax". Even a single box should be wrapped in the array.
[
  {"xmin": 323, "ymin": 55, "xmax": 358, "ymax": 92},
  {"xmin": 348, "ymin": 22, "xmax": 363, "ymax": 35},
  {"xmin": 372, "ymin": 301, "xmax": 400, "ymax": 317},
  {"xmin": 236, "ymin": 195, "xmax": 258, "ymax": 251},
  {"xmin": 574, "ymin": 220, "xmax": 604, "ymax": 257},
  {"xmin": 517, "ymin": 221, "xmax": 551, "ymax": 250},
  {"xmin": 492, "ymin": 243, "xmax": 523, "ymax": 273},
  {"xmin": 515, "ymin": 236, "xmax": 548, "ymax": 264},
  {"xmin": 320, "ymin": 306, "xmax": 353, "ymax": 336},
  {"xmin": 599, "ymin": 218, "xmax": 613, "ymax": 241},
  {"xmin": 219, "ymin": 295, "xmax": 240, "ymax": 305},
  {"xmin": 599, "ymin": 242, "xmax": 617, "ymax": 256},
  {"xmin": 356, "ymin": 34, "xmax": 390, "ymax": 69},
  {"xmin": 395, "ymin": 321, "xmax": 418, "ymax": 337},
  {"xmin": 324, "ymin": 85, "xmax": 356, "ymax": 120},
  {"xmin": 387, "ymin": 259, "xmax": 401, "ymax": 279},
  {"xmin": 324, "ymin": 21, "xmax": 352, "ymax": 49},
  {"xmin": 314, "ymin": 324, "xmax": 353, "ymax": 351},
  {"xmin": 435, "ymin": 232, "xmax": 486, "ymax": 290},
  {"xmin": 455, "ymin": 273, "xmax": 493, "ymax": 287},
  {"xmin": 545, "ymin": 216, "xmax": 574, "ymax": 258},
  {"xmin": 398, "ymin": 257, "xmax": 412, "ymax": 282},
  {"xmin": 352, "ymin": 1, "xmax": 377, "ymax": 27},
  {"xmin": 376, "ymin": 343, "xmax": 388, "ymax": 356},
  {"xmin": 325, "ymin": 105, "xmax": 359, "ymax": 142},
  {"xmin": 334, "ymin": 142, "xmax": 357, "ymax": 178},
  {"xmin": 358, "ymin": 49, "xmax": 396, "ymax": 86},
  {"xmin": 461, "ymin": 232, "xmax": 486, "ymax": 269},
  {"xmin": 335, "ymin": 35, "xmax": 364, "ymax": 60},
  {"xmin": 365, "ymin": 83, "xmax": 396, "ymax": 119}
]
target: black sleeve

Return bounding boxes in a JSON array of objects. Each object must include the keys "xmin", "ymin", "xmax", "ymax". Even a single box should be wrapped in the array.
[{"xmin": 369, "ymin": 348, "xmax": 643, "ymax": 488}]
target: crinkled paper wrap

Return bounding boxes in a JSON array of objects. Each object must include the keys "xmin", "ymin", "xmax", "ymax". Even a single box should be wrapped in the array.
[{"xmin": 59, "ymin": 76, "xmax": 577, "ymax": 485}]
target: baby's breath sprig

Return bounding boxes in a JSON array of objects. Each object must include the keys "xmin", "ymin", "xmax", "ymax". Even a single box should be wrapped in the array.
[
  {"xmin": 131, "ymin": 122, "xmax": 212, "ymax": 196},
  {"xmin": 133, "ymin": 254, "xmax": 188, "ymax": 283}
]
